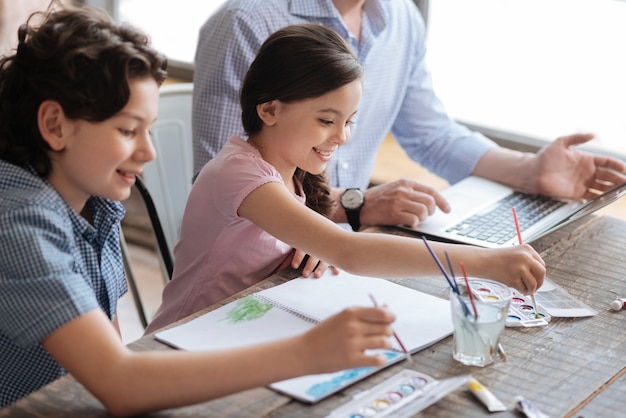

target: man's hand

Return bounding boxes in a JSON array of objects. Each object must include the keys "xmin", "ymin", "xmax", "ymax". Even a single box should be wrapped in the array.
[
  {"xmin": 474, "ymin": 133, "xmax": 626, "ymax": 201},
  {"xmin": 530, "ymin": 133, "xmax": 626, "ymax": 200},
  {"xmin": 359, "ymin": 178, "xmax": 450, "ymax": 228}
]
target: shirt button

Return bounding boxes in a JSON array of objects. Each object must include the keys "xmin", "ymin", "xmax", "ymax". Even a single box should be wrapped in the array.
[
  {"xmin": 83, "ymin": 230, "xmax": 97, "ymax": 241},
  {"xmin": 341, "ymin": 162, "xmax": 349, "ymax": 170}
]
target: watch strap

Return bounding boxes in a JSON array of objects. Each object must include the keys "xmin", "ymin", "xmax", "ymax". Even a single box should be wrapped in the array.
[{"xmin": 345, "ymin": 208, "xmax": 361, "ymax": 231}]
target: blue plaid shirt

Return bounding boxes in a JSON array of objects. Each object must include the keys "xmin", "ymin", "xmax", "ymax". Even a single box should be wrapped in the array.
[
  {"xmin": 192, "ymin": 0, "xmax": 496, "ymax": 187},
  {"xmin": 0, "ymin": 160, "xmax": 127, "ymax": 407}
]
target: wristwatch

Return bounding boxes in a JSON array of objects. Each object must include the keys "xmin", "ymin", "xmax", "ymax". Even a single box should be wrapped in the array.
[{"xmin": 340, "ymin": 188, "xmax": 365, "ymax": 231}]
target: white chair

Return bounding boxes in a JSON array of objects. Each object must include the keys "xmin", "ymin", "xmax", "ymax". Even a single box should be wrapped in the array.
[
  {"xmin": 120, "ymin": 82, "xmax": 193, "ymax": 327},
  {"xmin": 141, "ymin": 82, "xmax": 194, "ymax": 281}
]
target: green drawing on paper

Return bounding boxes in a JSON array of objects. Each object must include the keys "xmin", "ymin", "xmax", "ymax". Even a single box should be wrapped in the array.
[{"xmin": 222, "ymin": 296, "xmax": 273, "ymax": 323}]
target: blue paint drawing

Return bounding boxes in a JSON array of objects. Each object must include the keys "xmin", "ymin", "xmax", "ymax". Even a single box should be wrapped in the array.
[{"xmin": 305, "ymin": 351, "xmax": 401, "ymax": 400}]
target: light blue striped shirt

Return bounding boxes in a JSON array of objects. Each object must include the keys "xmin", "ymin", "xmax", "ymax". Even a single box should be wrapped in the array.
[
  {"xmin": 192, "ymin": 0, "xmax": 496, "ymax": 188},
  {"xmin": 0, "ymin": 160, "xmax": 127, "ymax": 407}
]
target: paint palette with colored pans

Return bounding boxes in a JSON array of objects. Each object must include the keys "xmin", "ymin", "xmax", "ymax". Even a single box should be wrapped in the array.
[
  {"xmin": 325, "ymin": 369, "xmax": 470, "ymax": 418},
  {"xmin": 506, "ymin": 288, "xmax": 551, "ymax": 327},
  {"xmin": 467, "ymin": 280, "xmax": 551, "ymax": 327}
]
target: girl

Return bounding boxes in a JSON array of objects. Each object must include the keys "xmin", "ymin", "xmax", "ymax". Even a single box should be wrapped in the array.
[
  {"xmin": 147, "ymin": 24, "xmax": 546, "ymax": 332},
  {"xmin": 0, "ymin": 5, "xmax": 396, "ymax": 414}
]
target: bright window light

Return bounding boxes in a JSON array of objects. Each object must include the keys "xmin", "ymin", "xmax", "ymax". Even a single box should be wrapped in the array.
[
  {"xmin": 112, "ymin": 0, "xmax": 624, "ymax": 159},
  {"xmin": 117, "ymin": 0, "xmax": 226, "ymax": 64},
  {"xmin": 426, "ymin": 0, "xmax": 626, "ymax": 159}
]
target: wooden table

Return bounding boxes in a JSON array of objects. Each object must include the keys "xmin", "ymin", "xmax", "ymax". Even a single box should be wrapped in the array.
[{"xmin": 3, "ymin": 215, "xmax": 626, "ymax": 417}]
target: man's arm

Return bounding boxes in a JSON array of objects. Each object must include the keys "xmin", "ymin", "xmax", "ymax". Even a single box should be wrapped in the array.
[{"xmin": 473, "ymin": 133, "xmax": 626, "ymax": 199}]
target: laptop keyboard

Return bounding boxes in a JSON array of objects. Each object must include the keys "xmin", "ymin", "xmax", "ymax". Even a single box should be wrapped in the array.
[{"xmin": 445, "ymin": 192, "xmax": 567, "ymax": 245}]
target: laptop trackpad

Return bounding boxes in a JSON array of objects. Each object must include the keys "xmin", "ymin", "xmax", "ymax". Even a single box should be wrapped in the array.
[{"xmin": 418, "ymin": 177, "xmax": 513, "ymax": 232}]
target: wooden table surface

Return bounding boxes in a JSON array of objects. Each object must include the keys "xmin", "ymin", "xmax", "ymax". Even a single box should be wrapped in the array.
[{"xmin": 2, "ymin": 215, "xmax": 626, "ymax": 417}]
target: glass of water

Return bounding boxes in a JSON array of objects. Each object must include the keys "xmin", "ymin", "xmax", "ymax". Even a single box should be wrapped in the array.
[{"xmin": 450, "ymin": 278, "xmax": 512, "ymax": 367}]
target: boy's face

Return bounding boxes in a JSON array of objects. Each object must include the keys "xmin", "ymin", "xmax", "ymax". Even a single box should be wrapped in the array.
[{"xmin": 46, "ymin": 78, "xmax": 159, "ymax": 213}]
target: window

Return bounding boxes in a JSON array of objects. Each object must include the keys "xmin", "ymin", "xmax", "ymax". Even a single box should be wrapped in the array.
[
  {"xmin": 86, "ymin": 0, "xmax": 625, "ymax": 159},
  {"xmin": 85, "ymin": 0, "xmax": 428, "ymax": 80},
  {"xmin": 83, "ymin": 0, "xmax": 227, "ymax": 80},
  {"xmin": 426, "ymin": 0, "xmax": 626, "ymax": 159}
]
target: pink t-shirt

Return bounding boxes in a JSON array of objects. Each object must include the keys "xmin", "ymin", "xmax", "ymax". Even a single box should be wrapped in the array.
[{"xmin": 146, "ymin": 136, "xmax": 305, "ymax": 333}]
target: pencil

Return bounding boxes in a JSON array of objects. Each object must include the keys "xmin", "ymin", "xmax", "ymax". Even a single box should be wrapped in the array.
[{"xmin": 368, "ymin": 293, "xmax": 415, "ymax": 366}]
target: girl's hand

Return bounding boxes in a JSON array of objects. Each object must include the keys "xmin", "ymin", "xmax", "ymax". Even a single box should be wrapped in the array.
[
  {"xmin": 290, "ymin": 249, "xmax": 340, "ymax": 278},
  {"xmin": 482, "ymin": 244, "xmax": 546, "ymax": 294},
  {"xmin": 296, "ymin": 307, "xmax": 395, "ymax": 374}
]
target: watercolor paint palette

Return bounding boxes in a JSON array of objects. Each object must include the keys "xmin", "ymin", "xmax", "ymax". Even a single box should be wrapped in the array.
[
  {"xmin": 506, "ymin": 288, "xmax": 551, "ymax": 327},
  {"xmin": 326, "ymin": 369, "xmax": 470, "ymax": 418},
  {"xmin": 466, "ymin": 279, "xmax": 551, "ymax": 327}
]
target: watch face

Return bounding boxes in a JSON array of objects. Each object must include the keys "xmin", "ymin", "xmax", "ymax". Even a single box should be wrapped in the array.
[{"xmin": 341, "ymin": 189, "xmax": 364, "ymax": 210}]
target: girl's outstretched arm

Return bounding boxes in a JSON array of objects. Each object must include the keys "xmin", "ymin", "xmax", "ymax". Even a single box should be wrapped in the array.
[{"xmin": 239, "ymin": 182, "xmax": 545, "ymax": 294}]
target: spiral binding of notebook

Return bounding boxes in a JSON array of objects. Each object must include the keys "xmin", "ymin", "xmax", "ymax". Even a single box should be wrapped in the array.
[{"xmin": 254, "ymin": 294, "xmax": 321, "ymax": 325}]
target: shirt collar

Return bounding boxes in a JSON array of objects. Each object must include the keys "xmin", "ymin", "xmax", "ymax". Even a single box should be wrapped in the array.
[
  {"xmin": 290, "ymin": 0, "xmax": 339, "ymax": 19},
  {"xmin": 22, "ymin": 164, "xmax": 126, "ymax": 242},
  {"xmin": 289, "ymin": 0, "xmax": 388, "ymax": 24}
]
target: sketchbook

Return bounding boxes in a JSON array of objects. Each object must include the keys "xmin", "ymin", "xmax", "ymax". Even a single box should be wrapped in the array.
[{"xmin": 154, "ymin": 270, "xmax": 453, "ymax": 403}]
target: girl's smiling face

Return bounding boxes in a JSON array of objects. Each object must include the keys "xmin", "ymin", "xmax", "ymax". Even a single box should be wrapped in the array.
[
  {"xmin": 43, "ymin": 77, "xmax": 159, "ymax": 213},
  {"xmin": 252, "ymin": 79, "xmax": 362, "ymax": 180}
]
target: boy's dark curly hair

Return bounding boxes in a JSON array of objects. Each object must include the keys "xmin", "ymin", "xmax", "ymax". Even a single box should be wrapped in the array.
[{"xmin": 0, "ymin": 3, "xmax": 168, "ymax": 177}]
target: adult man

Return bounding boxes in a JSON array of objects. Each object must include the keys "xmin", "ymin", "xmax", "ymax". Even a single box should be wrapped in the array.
[{"xmin": 192, "ymin": 0, "xmax": 626, "ymax": 231}]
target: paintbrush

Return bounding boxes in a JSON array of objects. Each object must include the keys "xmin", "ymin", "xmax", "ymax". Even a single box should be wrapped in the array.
[
  {"xmin": 421, "ymin": 237, "xmax": 474, "ymax": 318},
  {"xmin": 421, "ymin": 236, "xmax": 458, "ymax": 293},
  {"xmin": 512, "ymin": 207, "xmax": 540, "ymax": 318},
  {"xmin": 459, "ymin": 262, "xmax": 479, "ymax": 318},
  {"xmin": 369, "ymin": 293, "xmax": 415, "ymax": 366}
]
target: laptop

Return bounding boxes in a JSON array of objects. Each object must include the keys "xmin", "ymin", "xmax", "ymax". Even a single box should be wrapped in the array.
[{"xmin": 402, "ymin": 176, "xmax": 626, "ymax": 248}]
